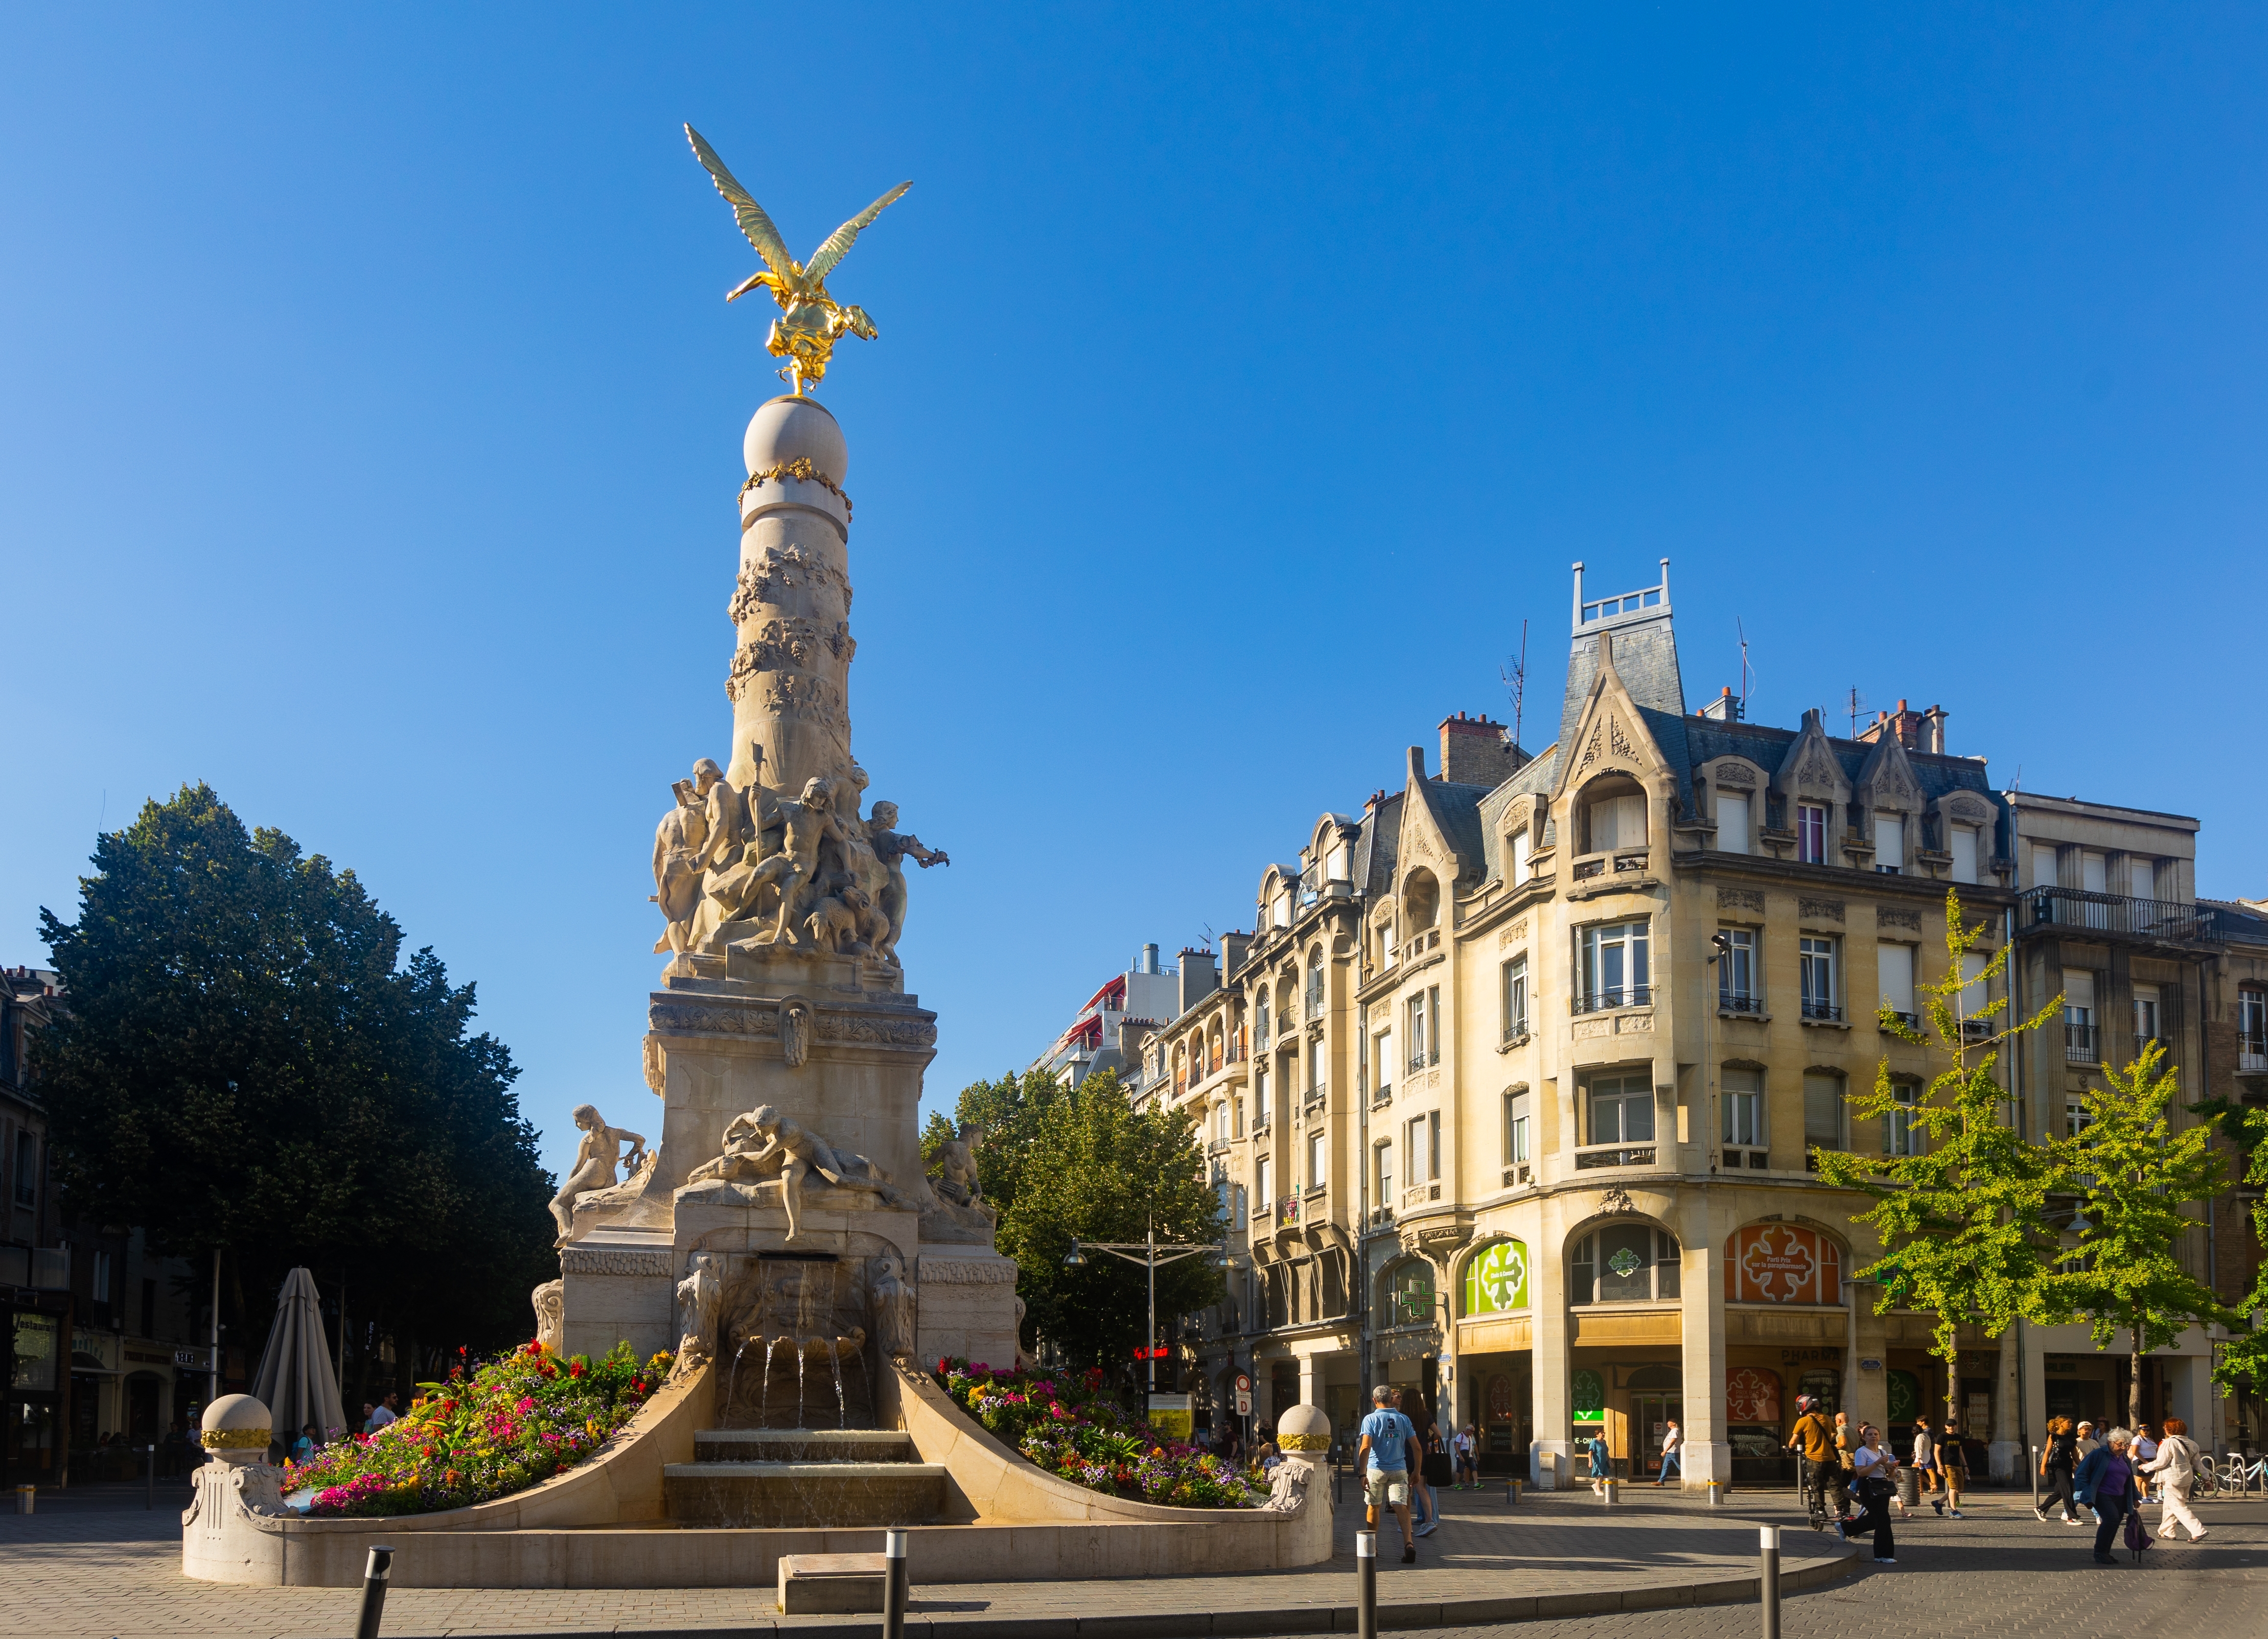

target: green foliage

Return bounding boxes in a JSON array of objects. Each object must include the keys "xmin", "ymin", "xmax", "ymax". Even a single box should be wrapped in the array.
[
  {"xmin": 33, "ymin": 783, "xmax": 558, "ymax": 1362},
  {"xmin": 1812, "ymin": 891, "xmax": 2067, "ymax": 1391},
  {"xmin": 2211, "ymin": 1101, "xmax": 2268, "ymax": 1395},
  {"xmin": 2039, "ymin": 1044, "xmax": 2246, "ymax": 1424},
  {"xmin": 286, "ymin": 1340, "xmax": 670, "ymax": 1515},
  {"xmin": 944, "ymin": 1067, "xmax": 1222, "ymax": 1369}
]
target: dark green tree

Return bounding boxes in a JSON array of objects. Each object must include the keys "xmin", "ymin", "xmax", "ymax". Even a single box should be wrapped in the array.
[
  {"xmin": 33, "ymin": 784, "xmax": 556, "ymax": 1379},
  {"xmin": 2208, "ymin": 1099, "xmax": 2268, "ymax": 1400},
  {"xmin": 2039, "ymin": 1042, "xmax": 2246, "ymax": 1430},
  {"xmin": 939, "ymin": 1067, "xmax": 1221, "ymax": 1372}
]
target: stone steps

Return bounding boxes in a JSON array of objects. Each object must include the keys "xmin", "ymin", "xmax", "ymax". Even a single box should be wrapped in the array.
[
  {"xmin": 665, "ymin": 1426, "xmax": 946, "ymax": 1529},
  {"xmin": 691, "ymin": 1428, "xmax": 913, "ymax": 1463}
]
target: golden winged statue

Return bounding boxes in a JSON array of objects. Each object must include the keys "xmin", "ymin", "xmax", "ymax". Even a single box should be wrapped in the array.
[{"xmin": 685, "ymin": 124, "xmax": 910, "ymax": 395}]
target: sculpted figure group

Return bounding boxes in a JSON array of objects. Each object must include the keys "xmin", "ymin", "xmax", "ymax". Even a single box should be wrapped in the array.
[{"xmin": 652, "ymin": 744, "xmax": 946, "ymax": 968}]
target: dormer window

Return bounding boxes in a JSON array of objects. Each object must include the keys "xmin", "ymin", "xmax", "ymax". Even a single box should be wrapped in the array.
[
  {"xmin": 1798, "ymin": 803, "xmax": 1828, "ymax": 864},
  {"xmin": 1874, "ymin": 813, "xmax": 1905, "ymax": 875},
  {"xmin": 1583, "ymin": 780, "xmax": 1647, "ymax": 853}
]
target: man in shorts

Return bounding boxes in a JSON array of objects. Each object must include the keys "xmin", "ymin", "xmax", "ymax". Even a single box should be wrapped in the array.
[
  {"xmin": 1358, "ymin": 1384, "xmax": 1421, "ymax": 1564},
  {"xmin": 1934, "ymin": 1416, "xmax": 1968, "ymax": 1518}
]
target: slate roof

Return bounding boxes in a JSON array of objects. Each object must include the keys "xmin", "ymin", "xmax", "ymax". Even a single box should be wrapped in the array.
[
  {"xmin": 1355, "ymin": 791, "xmax": 1403, "ymax": 899},
  {"xmin": 1411, "ymin": 777, "xmax": 1493, "ymax": 888},
  {"xmin": 1682, "ymin": 717, "xmax": 2000, "ymax": 811}
]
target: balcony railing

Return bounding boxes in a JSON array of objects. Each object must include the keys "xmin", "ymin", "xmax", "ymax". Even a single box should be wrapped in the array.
[
  {"xmin": 1305, "ymin": 992, "xmax": 1326, "ymax": 1020},
  {"xmin": 2065, "ymin": 1022, "xmax": 2099, "ymax": 1064},
  {"xmin": 1572, "ymin": 985, "xmax": 1653, "ymax": 1015},
  {"xmin": 1501, "ymin": 1018, "xmax": 1531, "ymax": 1044},
  {"xmin": 1406, "ymin": 1049, "xmax": 1441, "ymax": 1074},
  {"xmin": 1800, "ymin": 998, "xmax": 1844, "ymax": 1023},
  {"xmin": 1370, "ymin": 1081, "xmax": 1393, "ymax": 1108},
  {"xmin": 1301, "ymin": 1084, "xmax": 1328, "ymax": 1112},
  {"xmin": 1575, "ymin": 1142, "xmax": 1657, "ymax": 1169},
  {"xmin": 2021, "ymin": 885, "xmax": 2218, "ymax": 943},
  {"xmin": 1883, "ymin": 1010, "xmax": 1920, "ymax": 1033},
  {"xmin": 1718, "ymin": 992, "xmax": 1763, "ymax": 1016},
  {"xmin": 2239, "ymin": 1033, "xmax": 2268, "ymax": 1073}
]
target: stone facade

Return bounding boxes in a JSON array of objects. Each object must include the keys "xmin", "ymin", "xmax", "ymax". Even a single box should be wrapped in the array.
[{"xmin": 1139, "ymin": 560, "xmax": 2264, "ymax": 1486}]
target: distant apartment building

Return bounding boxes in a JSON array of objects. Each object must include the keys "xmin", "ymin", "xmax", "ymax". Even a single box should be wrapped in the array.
[
  {"xmin": 1127, "ymin": 561, "xmax": 2265, "ymax": 1484},
  {"xmin": 1028, "ymin": 945, "xmax": 1188, "ymax": 1093}
]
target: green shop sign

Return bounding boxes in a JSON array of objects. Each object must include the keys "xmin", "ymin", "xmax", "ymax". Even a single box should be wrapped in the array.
[
  {"xmin": 1572, "ymin": 1368, "xmax": 1605, "ymax": 1422},
  {"xmin": 1463, "ymin": 1239, "xmax": 1530, "ymax": 1316}
]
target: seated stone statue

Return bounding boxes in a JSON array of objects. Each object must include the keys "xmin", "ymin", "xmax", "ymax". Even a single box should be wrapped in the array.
[
  {"xmin": 685, "ymin": 1104, "xmax": 914, "ymax": 1240},
  {"xmin": 548, "ymin": 1105, "xmax": 648, "ymax": 1247}
]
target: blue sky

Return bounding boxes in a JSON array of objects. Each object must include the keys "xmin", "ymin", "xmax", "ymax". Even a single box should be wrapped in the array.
[{"xmin": 4, "ymin": 6, "xmax": 2263, "ymax": 1183}]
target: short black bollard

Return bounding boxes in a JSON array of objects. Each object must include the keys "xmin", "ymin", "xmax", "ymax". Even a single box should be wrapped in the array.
[
  {"xmin": 144, "ymin": 1443, "xmax": 155, "ymax": 1510},
  {"xmin": 1356, "ymin": 1529, "xmax": 1377, "ymax": 1639},
  {"xmin": 1758, "ymin": 1525, "xmax": 1779, "ymax": 1639},
  {"xmin": 1504, "ymin": 1477, "xmax": 1519, "ymax": 1508},
  {"xmin": 882, "ymin": 1527, "xmax": 909, "ymax": 1639},
  {"xmin": 355, "ymin": 1544, "xmax": 395, "ymax": 1639},
  {"xmin": 2031, "ymin": 1445, "xmax": 2040, "ymax": 1514}
]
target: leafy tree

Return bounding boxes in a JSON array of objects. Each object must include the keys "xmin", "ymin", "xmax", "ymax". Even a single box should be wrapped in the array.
[
  {"xmin": 33, "ymin": 784, "xmax": 556, "ymax": 1383},
  {"xmin": 1813, "ymin": 891, "xmax": 2068, "ymax": 1426},
  {"xmin": 2039, "ymin": 1043, "xmax": 2246, "ymax": 1429},
  {"xmin": 940, "ymin": 1067, "xmax": 1221, "ymax": 1374},
  {"xmin": 2207, "ymin": 1100, "xmax": 2268, "ymax": 1400}
]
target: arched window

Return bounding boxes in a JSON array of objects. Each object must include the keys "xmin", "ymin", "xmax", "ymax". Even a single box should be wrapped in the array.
[
  {"xmin": 1305, "ymin": 952, "xmax": 1326, "ymax": 1018},
  {"xmin": 1569, "ymin": 1223, "xmax": 1680, "ymax": 1304},
  {"xmin": 1461, "ymin": 1238, "xmax": 1530, "ymax": 1316},
  {"xmin": 1580, "ymin": 776, "xmax": 1648, "ymax": 854},
  {"xmin": 1402, "ymin": 869, "xmax": 1440, "ymax": 932},
  {"xmin": 1255, "ymin": 988, "xmax": 1271, "ymax": 1048},
  {"xmin": 1723, "ymin": 1223, "xmax": 1843, "ymax": 1305}
]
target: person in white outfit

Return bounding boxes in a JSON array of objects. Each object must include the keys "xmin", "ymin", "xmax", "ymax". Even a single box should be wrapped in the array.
[{"xmin": 2141, "ymin": 1415, "xmax": 2208, "ymax": 1542}]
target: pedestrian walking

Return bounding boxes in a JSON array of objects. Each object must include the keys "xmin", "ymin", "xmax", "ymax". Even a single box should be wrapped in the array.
[
  {"xmin": 1586, "ymin": 1429, "xmax": 1612, "ymax": 1494},
  {"xmin": 1934, "ymin": 1417, "xmax": 1969, "ymax": 1518},
  {"xmin": 1787, "ymin": 1395, "xmax": 1844, "ymax": 1525},
  {"xmin": 1835, "ymin": 1424, "xmax": 1899, "ymax": 1563},
  {"xmin": 1453, "ymin": 1423, "xmax": 1479, "ymax": 1489},
  {"xmin": 1357, "ymin": 1384, "xmax": 1420, "ymax": 1564},
  {"xmin": 1911, "ymin": 1419, "xmax": 1937, "ymax": 1505},
  {"xmin": 1654, "ymin": 1418, "xmax": 1683, "ymax": 1486},
  {"xmin": 2039, "ymin": 1416, "xmax": 2082, "ymax": 1524},
  {"xmin": 1413, "ymin": 1413, "xmax": 1445, "ymax": 1535},
  {"xmin": 2074, "ymin": 1426, "xmax": 2141, "ymax": 1566},
  {"xmin": 2131, "ymin": 1424, "xmax": 2158, "ymax": 1501},
  {"xmin": 2141, "ymin": 1416, "xmax": 2208, "ymax": 1543}
]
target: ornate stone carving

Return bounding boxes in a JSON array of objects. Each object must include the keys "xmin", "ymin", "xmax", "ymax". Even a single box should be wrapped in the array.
[
  {"xmin": 864, "ymin": 802, "xmax": 948, "ymax": 964},
  {"xmin": 781, "ymin": 998, "xmax": 812, "ymax": 1068},
  {"xmin": 815, "ymin": 1012, "xmax": 939, "ymax": 1048},
  {"xmin": 1798, "ymin": 897, "xmax": 1845, "ymax": 922},
  {"xmin": 683, "ymin": 1104, "xmax": 916, "ymax": 1239},
  {"xmin": 532, "ymin": 1280, "xmax": 565, "ymax": 1354},
  {"xmin": 1876, "ymin": 906, "xmax": 1921, "ymax": 931},
  {"xmin": 1497, "ymin": 918, "xmax": 1529, "ymax": 947},
  {"xmin": 868, "ymin": 1252, "xmax": 917, "ymax": 1361},
  {"xmin": 548, "ymin": 1105, "xmax": 650, "ymax": 1248},
  {"xmin": 1717, "ymin": 887, "xmax": 1765, "ymax": 912},
  {"xmin": 739, "ymin": 457, "xmax": 854, "ymax": 522},
  {"xmin": 1256, "ymin": 1460, "xmax": 1311, "ymax": 1512},
  {"xmin": 927, "ymin": 1122, "xmax": 984, "ymax": 1209},
  {"xmin": 652, "ymin": 761, "xmax": 722, "ymax": 959},
  {"xmin": 1609, "ymin": 716, "xmax": 1634, "ymax": 759},
  {"xmin": 1577, "ymin": 723, "xmax": 1603, "ymax": 779},
  {"xmin": 641, "ymin": 1033, "xmax": 665, "ymax": 1095},
  {"xmin": 729, "ymin": 545, "xmax": 849, "ymax": 624},
  {"xmin": 915, "ymin": 1257, "xmax": 1019, "ymax": 1284},
  {"xmin": 649, "ymin": 1001, "xmax": 781, "ymax": 1038},
  {"xmin": 1716, "ymin": 762, "xmax": 1756, "ymax": 787},
  {"xmin": 1598, "ymin": 1187, "xmax": 1637, "ymax": 1216},
  {"xmin": 559, "ymin": 1246, "xmax": 674, "ymax": 1277},
  {"xmin": 674, "ymin": 1252, "xmax": 722, "ymax": 1365}
]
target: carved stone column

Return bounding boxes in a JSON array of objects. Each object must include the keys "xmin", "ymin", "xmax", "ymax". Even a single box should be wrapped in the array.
[{"xmin": 728, "ymin": 396, "xmax": 856, "ymax": 797}]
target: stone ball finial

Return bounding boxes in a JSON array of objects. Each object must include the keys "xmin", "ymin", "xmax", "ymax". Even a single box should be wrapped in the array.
[
  {"xmin": 744, "ymin": 394, "xmax": 849, "ymax": 484},
  {"xmin": 200, "ymin": 1392, "xmax": 273, "ymax": 1465},
  {"xmin": 1277, "ymin": 1402, "xmax": 1331, "ymax": 1455}
]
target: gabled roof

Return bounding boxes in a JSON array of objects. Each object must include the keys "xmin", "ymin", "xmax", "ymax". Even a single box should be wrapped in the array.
[
  {"xmin": 1409, "ymin": 775, "xmax": 1493, "ymax": 886},
  {"xmin": 1356, "ymin": 791, "xmax": 1403, "ymax": 900}
]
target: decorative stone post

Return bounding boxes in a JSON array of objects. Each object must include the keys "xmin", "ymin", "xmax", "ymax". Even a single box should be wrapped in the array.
[{"xmin": 182, "ymin": 1393, "xmax": 290, "ymax": 1584}]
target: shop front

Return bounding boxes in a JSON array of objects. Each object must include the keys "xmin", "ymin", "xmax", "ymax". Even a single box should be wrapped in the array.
[
  {"xmin": 6, "ymin": 1306, "xmax": 68, "ymax": 1488},
  {"xmin": 1722, "ymin": 1221, "xmax": 1848, "ymax": 1487},
  {"xmin": 1454, "ymin": 1237, "xmax": 1532, "ymax": 1474}
]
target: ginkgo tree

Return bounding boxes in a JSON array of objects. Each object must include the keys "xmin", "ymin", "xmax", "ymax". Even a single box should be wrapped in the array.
[
  {"xmin": 2036, "ymin": 1042, "xmax": 2245, "ymax": 1431},
  {"xmin": 1813, "ymin": 891, "xmax": 2068, "ymax": 1435}
]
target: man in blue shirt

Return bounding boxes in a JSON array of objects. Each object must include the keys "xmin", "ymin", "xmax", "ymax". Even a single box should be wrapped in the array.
[{"xmin": 1357, "ymin": 1383, "xmax": 1422, "ymax": 1564}]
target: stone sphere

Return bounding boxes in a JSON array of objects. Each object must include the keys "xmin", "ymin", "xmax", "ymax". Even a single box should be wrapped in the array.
[
  {"xmin": 1277, "ymin": 1402, "xmax": 1332, "ymax": 1455},
  {"xmin": 744, "ymin": 394, "xmax": 848, "ymax": 483},
  {"xmin": 201, "ymin": 1392, "xmax": 272, "ymax": 1462}
]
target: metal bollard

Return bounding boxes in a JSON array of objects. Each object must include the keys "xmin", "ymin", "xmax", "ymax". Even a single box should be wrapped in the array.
[
  {"xmin": 1601, "ymin": 1478, "xmax": 1617, "ymax": 1506},
  {"xmin": 1758, "ymin": 1524, "xmax": 1780, "ymax": 1639},
  {"xmin": 883, "ymin": 1527, "xmax": 909, "ymax": 1639},
  {"xmin": 1505, "ymin": 1477, "xmax": 1520, "ymax": 1507},
  {"xmin": 2031, "ymin": 1446, "xmax": 2039, "ymax": 1514},
  {"xmin": 15, "ymin": 1485, "xmax": 32, "ymax": 1515},
  {"xmin": 355, "ymin": 1545, "xmax": 395, "ymax": 1639},
  {"xmin": 1706, "ymin": 1480, "xmax": 1728, "ymax": 1507},
  {"xmin": 1356, "ymin": 1529, "xmax": 1378, "ymax": 1639},
  {"xmin": 144, "ymin": 1443, "xmax": 155, "ymax": 1510}
]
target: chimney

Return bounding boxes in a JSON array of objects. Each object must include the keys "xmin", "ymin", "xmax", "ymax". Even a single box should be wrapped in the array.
[
  {"xmin": 1138, "ymin": 942, "xmax": 1161, "ymax": 975},
  {"xmin": 1856, "ymin": 697, "xmax": 1939, "ymax": 752},
  {"xmin": 1219, "ymin": 930, "xmax": 1251, "ymax": 979},
  {"xmin": 1438, "ymin": 710, "xmax": 1528, "ymax": 787},
  {"xmin": 1178, "ymin": 948, "xmax": 1218, "ymax": 1015},
  {"xmin": 1697, "ymin": 685, "xmax": 1743, "ymax": 723}
]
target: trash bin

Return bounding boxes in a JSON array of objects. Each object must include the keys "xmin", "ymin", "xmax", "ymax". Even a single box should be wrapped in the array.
[{"xmin": 1896, "ymin": 1468, "xmax": 1919, "ymax": 1508}]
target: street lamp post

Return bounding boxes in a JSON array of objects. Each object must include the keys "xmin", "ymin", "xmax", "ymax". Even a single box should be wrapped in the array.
[{"xmin": 1065, "ymin": 1221, "xmax": 1236, "ymax": 1395}]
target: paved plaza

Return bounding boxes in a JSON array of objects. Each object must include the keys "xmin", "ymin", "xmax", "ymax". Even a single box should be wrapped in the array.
[{"xmin": 3, "ymin": 1480, "xmax": 2261, "ymax": 1637}]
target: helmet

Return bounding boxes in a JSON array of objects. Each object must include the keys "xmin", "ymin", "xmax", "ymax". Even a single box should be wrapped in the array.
[{"xmin": 1795, "ymin": 1394, "xmax": 1817, "ymax": 1411}]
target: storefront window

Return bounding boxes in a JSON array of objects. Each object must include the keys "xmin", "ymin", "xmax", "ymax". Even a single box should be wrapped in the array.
[
  {"xmin": 11, "ymin": 1314, "xmax": 58, "ymax": 1392},
  {"xmin": 1462, "ymin": 1240, "xmax": 1530, "ymax": 1316},
  {"xmin": 1570, "ymin": 1226, "xmax": 1680, "ymax": 1304},
  {"xmin": 1723, "ymin": 1223, "xmax": 1844, "ymax": 1305}
]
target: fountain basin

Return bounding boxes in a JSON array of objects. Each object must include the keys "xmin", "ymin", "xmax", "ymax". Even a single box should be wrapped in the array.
[
  {"xmin": 663, "ymin": 1461, "xmax": 947, "ymax": 1528},
  {"xmin": 693, "ymin": 1429, "xmax": 910, "ymax": 1463}
]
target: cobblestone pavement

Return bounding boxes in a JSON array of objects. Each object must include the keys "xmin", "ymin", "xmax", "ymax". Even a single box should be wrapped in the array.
[{"xmin": 0, "ymin": 1478, "xmax": 2259, "ymax": 1637}]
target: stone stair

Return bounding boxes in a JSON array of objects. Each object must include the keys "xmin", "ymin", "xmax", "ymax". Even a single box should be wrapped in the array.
[{"xmin": 663, "ymin": 1428, "xmax": 947, "ymax": 1528}]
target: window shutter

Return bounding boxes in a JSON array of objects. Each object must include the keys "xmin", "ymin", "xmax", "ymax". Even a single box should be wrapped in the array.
[
  {"xmin": 1878, "ymin": 944, "xmax": 1916, "ymax": 1013},
  {"xmin": 1512, "ymin": 830, "xmax": 1532, "ymax": 884},
  {"xmin": 2063, "ymin": 970, "xmax": 2096, "ymax": 1012},
  {"xmin": 2033, "ymin": 842, "xmax": 2060, "ymax": 888},
  {"xmin": 1803, "ymin": 1073, "xmax": 1843, "ymax": 1146},
  {"xmin": 1950, "ymin": 825, "xmax": 1978, "ymax": 884},
  {"xmin": 1874, "ymin": 813, "xmax": 1905, "ymax": 869},
  {"xmin": 1718, "ymin": 792, "xmax": 1750, "ymax": 854}
]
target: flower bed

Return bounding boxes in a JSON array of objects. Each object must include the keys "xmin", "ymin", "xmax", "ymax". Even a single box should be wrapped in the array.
[
  {"xmin": 934, "ymin": 1359, "xmax": 1257, "ymax": 1509},
  {"xmin": 285, "ymin": 1340, "xmax": 672, "ymax": 1517}
]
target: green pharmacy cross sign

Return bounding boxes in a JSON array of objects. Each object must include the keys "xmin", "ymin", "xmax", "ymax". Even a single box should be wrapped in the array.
[
  {"xmin": 1395, "ymin": 1267, "xmax": 1436, "ymax": 1324},
  {"xmin": 1607, "ymin": 1246, "xmax": 1643, "ymax": 1280},
  {"xmin": 1572, "ymin": 1368, "xmax": 1606, "ymax": 1422},
  {"xmin": 1463, "ymin": 1239, "xmax": 1530, "ymax": 1316}
]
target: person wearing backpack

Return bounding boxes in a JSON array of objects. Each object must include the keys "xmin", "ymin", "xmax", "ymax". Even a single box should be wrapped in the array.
[
  {"xmin": 2141, "ymin": 1416, "xmax": 2207, "ymax": 1542},
  {"xmin": 1357, "ymin": 1384, "xmax": 1421, "ymax": 1565}
]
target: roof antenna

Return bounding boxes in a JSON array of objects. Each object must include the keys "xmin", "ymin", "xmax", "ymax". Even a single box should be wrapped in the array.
[
  {"xmin": 1500, "ymin": 619, "xmax": 1529, "ymax": 747},
  {"xmin": 1845, "ymin": 686, "xmax": 1866, "ymax": 740},
  {"xmin": 1737, "ymin": 620, "xmax": 1754, "ymax": 715}
]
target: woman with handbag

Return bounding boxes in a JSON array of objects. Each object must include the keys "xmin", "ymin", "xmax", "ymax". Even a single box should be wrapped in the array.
[
  {"xmin": 2073, "ymin": 1426, "xmax": 2141, "ymax": 1565},
  {"xmin": 2141, "ymin": 1416, "xmax": 2207, "ymax": 1542},
  {"xmin": 2038, "ymin": 1416, "xmax": 2081, "ymax": 1525},
  {"xmin": 1835, "ymin": 1424, "xmax": 1900, "ymax": 1563}
]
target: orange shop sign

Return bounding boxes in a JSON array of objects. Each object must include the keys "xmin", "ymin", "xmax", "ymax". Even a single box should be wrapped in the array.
[{"xmin": 1723, "ymin": 1223, "xmax": 1842, "ymax": 1305}]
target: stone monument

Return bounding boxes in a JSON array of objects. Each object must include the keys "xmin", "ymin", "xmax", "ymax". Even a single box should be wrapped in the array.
[{"xmin": 546, "ymin": 131, "xmax": 1017, "ymax": 1403}]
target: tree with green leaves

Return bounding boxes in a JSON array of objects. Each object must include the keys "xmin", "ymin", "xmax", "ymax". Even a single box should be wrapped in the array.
[
  {"xmin": 33, "ymin": 783, "xmax": 557, "ymax": 1387},
  {"xmin": 933, "ymin": 1067, "xmax": 1221, "ymax": 1373},
  {"xmin": 1813, "ymin": 890, "xmax": 2068, "ymax": 1427},
  {"xmin": 2038, "ymin": 1042, "xmax": 2245, "ymax": 1430},
  {"xmin": 2206, "ymin": 1099, "xmax": 2268, "ymax": 1401}
]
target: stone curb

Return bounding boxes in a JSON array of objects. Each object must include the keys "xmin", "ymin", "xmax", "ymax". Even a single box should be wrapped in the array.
[{"xmin": 423, "ymin": 1543, "xmax": 1860, "ymax": 1637}]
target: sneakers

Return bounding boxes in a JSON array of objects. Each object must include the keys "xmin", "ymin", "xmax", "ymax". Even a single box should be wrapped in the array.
[
  {"xmin": 1874, "ymin": 1557, "xmax": 1897, "ymax": 1564},
  {"xmin": 1931, "ymin": 1499, "xmax": 1944, "ymax": 1516},
  {"xmin": 1948, "ymin": 1509, "xmax": 1964, "ymax": 1519},
  {"xmin": 1416, "ymin": 1518, "xmax": 1438, "ymax": 1538},
  {"xmin": 2062, "ymin": 1516, "xmax": 2084, "ymax": 1526},
  {"xmin": 1401, "ymin": 1544, "xmax": 1417, "ymax": 1564},
  {"xmin": 1834, "ymin": 1520, "xmax": 1850, "ymax": 1540}
]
